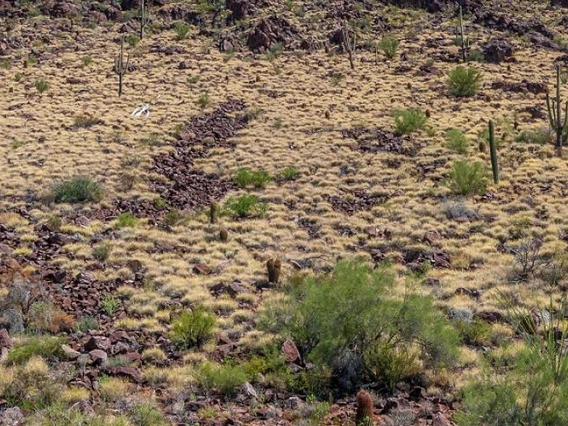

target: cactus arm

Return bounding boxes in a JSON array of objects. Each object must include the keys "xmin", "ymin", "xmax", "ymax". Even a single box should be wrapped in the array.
[
  {"xmin": 547, "ymin": 93, "xmax": 557, "ymax": 129},
  {"xmin": 488, "ymin": 120, "xmax": 499, "ymax": 184}
]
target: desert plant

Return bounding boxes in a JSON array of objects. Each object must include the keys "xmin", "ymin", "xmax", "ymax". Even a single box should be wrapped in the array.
[
  {"xmin": 34, "ymin": 79, "xmax": 49, "ymax": 94},
  {"xmin": 259, "ymin": 261, "xmax": 460, "ymax": 393},
  {"xmin": 139, "ymin": 0, "xmax": 150, "ymax": 39},
  {"xmin": 100, "ymin": 295, "xmax": 119, "ymax": 316},
  {"xmin": 546, "ymin": 64, "xmax": 568, "ymax": 156},
  {"xmin": 393, "ymin": 108, "xmax": 428, "ymax": 135},
  {"xmin": 279, "ymin": 166, "xmax": 300, "ymax": 181},
  {"xmin": 516, "ymin": 127, "xmax": 554, "ymax": 145},
  {"xmin": 456, "ymin": 5, "xmax": 470, "ymax": 62},
  {"xmin": 76, "ymin": 316, "xmax": 98, "ymax": 332},
  {"xmin": 233, "ymin": 168, "xmax": 272, "ymax": 188},
  {"xmin": 224, "ymin": 194, "xmax": 268, "ymax": 218},
  {"xmin": 116, "ymin": 212, "xmax": 138, "ymax": 228},
  {"xmin": 81, "ymin": 56, "xmax": 93, "ymax": 66},
  {"xmin": 196, "ymin": 361, "xmax": 248, "ymax": 396},
  {"xmin": 72, "ymin": 114, "xmax": 100, "ymax": 129},
  {"xmin": 378, "ymin": 36, "xmax": 400, "ymax": 60},
  {"xmin": 161, "ymin": 209, "xmax": 189, "ymax": 229},
  {"xmin": 114, "ymin": 36, "xmax": 130, "ymax": 97},
  {"xmin": 197, "ymin": 92, "xmax": 210, "ymax": 108},
  {"xmin": 7, "ymin": 336, "xmax": 66, "ymax": 364},
  {"xmin": 92, "ymin": 243, "xmax": 111, "ymax": 262},
  {"xmin": 131, "ymin": 403, "xmax": 168, "ymax": 426},
  {"xmin": 125, "ymin": 34, "xmax": 140, "ymax": 47},
  {"xmin": 174, "ymin": 22, "xmax": 190, "ymax": 40},
  {"xmin": 50, "ymin": 176, "xmax": 104, "ymax": 203},
  {"xmin": 447, "ymin": 160, "xmax": 488, "ymax": 196},
  {"xmin": 169, "ymin": 307, "xmax": 216, "ymax": 349},
  {"xmin": 488, "ymin": 120, "xmax": 499, "ymax": 184},
  {"xmin": 341, "ymin": 20, "xmax": 356, "ymax": 69},
  {"xmin": 445, "ymin": 128, "xmax": 469, "ymax": 154},
  {"xmin": 448, "ymin": 66, "xmax": 482, "ymax": 97}
]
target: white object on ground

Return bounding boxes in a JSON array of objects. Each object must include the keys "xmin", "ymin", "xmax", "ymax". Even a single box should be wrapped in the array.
[{"xmin": 131, "ymin": 104, "xmax": 151, "ymax": 117}]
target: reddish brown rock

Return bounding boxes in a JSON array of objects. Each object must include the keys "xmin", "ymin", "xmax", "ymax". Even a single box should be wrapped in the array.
[
  {"xmin": 282, "ymin": 339, "xmax": 301, "ymax": 363},
  {"xmin": 106, "ymin": 366, "xmax": 142, "ymax": 382},
  {"xmin": 89, "ymin": 349, "xmax": 108, "ymax": 365},
  {"xmin": 85, "ymin": 336, "xmax": 111, "ymax": 351},
  {"xmin": 0, "ymin": 329, "xmax": 12, "ymax": 349}
]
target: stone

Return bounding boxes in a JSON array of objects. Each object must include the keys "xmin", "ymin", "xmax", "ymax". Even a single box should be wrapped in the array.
[
  {"xmin": 106, "ymin": 366, "xmax": 142, "ymax": 382},
  {"xmin": 432, "ymin": 412, "xmax": 451, "ymax": 426},
  {"xmin": 193, "ymin": 262, "xmax": 212, "ymax": 275},
  {"xmin": 0, "ymin": 243, "xmax": 12, "ymax": 255},
  {"xmin": 0, "ymin": 406, "xmax": 24, "ymax": 426},
  {"xmin": 126, "ymin": 259, "xmax": 144, "ymax": 273},
  {"xmin": 483, "ymin": 38, "xmax": 514, "ymax": 63},
  {"xmin": 85, "ymin": 336, "xmax": 111, "ymax": 351},
  {"xmin": 0, "ymin": 329, "xmax": 13, "ymax": 349},
  {"xmin": 61, "ymin": 344, "xmax": 81, "ymax": 360},
  {"xmin": 89, "ymin": 349, "xmax": 108, "ymax": 365},
  {"xmin": 282, "ymin": 339, "xmax": 301, "ymax": 363},
  {"xmin": 242, "ymin": 382, "xmax": 258, "ymax": 398},
  {"xmin": 1, "ymin": 309, "xmax": 24, "ymax": 335}
]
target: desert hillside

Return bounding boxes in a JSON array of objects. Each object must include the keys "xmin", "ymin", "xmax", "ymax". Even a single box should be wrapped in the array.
[{"xmin": 1, "ymin": 0, "xmax": 568, "ymax": 424}]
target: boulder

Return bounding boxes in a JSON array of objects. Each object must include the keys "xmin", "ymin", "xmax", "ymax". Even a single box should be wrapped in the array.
[{"xmin": 483, "ymin": 38, "xmax": 514, "ymax": 63}]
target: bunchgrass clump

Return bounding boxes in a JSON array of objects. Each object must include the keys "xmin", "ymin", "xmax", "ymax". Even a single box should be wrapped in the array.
[
  {"xmin": 50, "ymin": 176, "xmax": 104, "ymax": 203},
  {"xmin": 125, "ymin": 34, "xmax": 140, "ymax": 47},
  {"xmin": 259, "ymin": 260, "xmax": 460, "ymax": 393},
  {"xmin": 196, "ymin": 361, "xmax": 249, "ymax": 396},
  {"xmin": 378, "ymin": 37, "xmax": 400, "ymax": 60},
  {"xmin": 116, "ymin": 212, "xmax": 138, "ymax": 228},
  {"xmin": 448, "ymin": 66, "xmax": 482, "ymax": 97},
  {"xmin": 197, "ymin": 92, "xmax": 211, "ymax": 108},
  {"xmin": 392, "ymin": 108, "xmax": 428, "ymax": 135},
  {"xmin": 92, "ymin": 243, "xmax": 111, "ymax": 262},
  {"xmin": 233, "ymin": 168, "xmax": 272, "ymax": 189},
  {"xmin": 516, "ymin": 127, "xmax": 554, "ymax": 145},
  {"xmin": 445, "ymin": 128, "xmax": 469, "ymax": 154},
  {"xmin": 169, "ymin": 307, "xmax": 216, "ymax": 349},
  {"xmin": 447, "ymin": 161, "xmax": 488, "ymax": 196},
  {"xmin": 7, "ymin": 336, "xmax": 66, "ymax": 364},
  {"xmin": 223, "ymin": 195, "xmax": 268, "ymax": 218},
  {"xmin": 35, "ymin": 79, "xmax": 49, "ymax": 94},
  {"xmin": 279, "ymin": 166, "xmax": 300, "ymax": 182},
  {"xmin": 174, "ymin": 22, "xmax": 190, "ymax": 40},
  {"xmin": 81, "ymin": 56, "xmax": 93, "ymax": 66},
  {"xmin": 100, "ymin": 295, "xmax": 119, "ymax": 316},
  {"xmin": 72, "ymin": 114, "xmax": 101, "ymax": 129}
]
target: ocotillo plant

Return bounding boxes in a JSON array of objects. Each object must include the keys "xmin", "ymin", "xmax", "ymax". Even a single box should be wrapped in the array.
[
  {"xmin": 488, "ymin": 120, "xmax": 499, "ymax": 184},
  {"xmin": 546, "ymin": 64, "xmax": 568, "ymax": 157},
  {"xmin": 139, "ymin": 0, "xmax": 150, "ymax": 39},
  {"xmin": 457, "ymin": 4, "xmax": 470, "ymax": 63},
  {"xmin": 341, "ymin": 20, "xmax": 356, "ymax": 70},
  {"xmin": 114, "ymin": 37, "xmax": 130, "ymax": 97}
]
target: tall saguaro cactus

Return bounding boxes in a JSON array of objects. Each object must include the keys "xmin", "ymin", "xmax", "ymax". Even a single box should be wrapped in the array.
[
  {"xmin": 114, "ymin": 36, "xmax": 130, "ymax": 97},
  {"xmin": 139, "ymin": 0, "xmax": 150, "ymax": 39},
  {"xmin": 546, "ymin": 64, "xmax": 568, "ymax": 157},
  {"xmin": 341, "ymin": 20, "xmax": 356, "ymax": 70},
  {"xmin": 488, "ymin": 120, "xmax": 499, "ymax": 184},
  {"xmin": 457, "ymin": 5, "xmax": 470, "ymax": 63}
]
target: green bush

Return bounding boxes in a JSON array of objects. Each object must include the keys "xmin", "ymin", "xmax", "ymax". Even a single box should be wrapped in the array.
[
  {"xmin": 223, "ymin": 195, "xmax": 268, "ymax": 218},
  {"xmin": 445, "ymin": 128, "xmax": 469, "ymax": 154},
  {"xmin": 7, "ymin": 336, "xmax": 66, "ymax": 364},
  {"xmin": 125, "ymin": 34, "xmax": 139, "ymax": 47},
  {"xmin": 116, "ymin": 212, "xmax": 138, "ymax": 228},
  {"xmin": 233, "ymin": 168, "xmax": 272, "ymax": 189},
  {"xmin": 81, "ymin": 56, "xmax": 93, "ymax": 66},
  {"xmin": 448, "ymin": 66, "xmax": 482, "ymax": 97},
  {"xmin": 378, "ymin": 37, "xmax": 400, "ymax": 60},
  {"xmin": 196, "ymin": 361, "xmax": 248, "ymax": 396},
  {"xmin": 35, "ymin": 79, "xmax": 49, "ymax": 94},
  {"xmin": 161, "ymin": 209, "xmax": 189, "ymax": 229},
  {"xmin": 174, "ymin": 22, "xmax": 190, "ymax": 40},
  {"xmin": 392, "ymin": 108, "xmax": 428, "ymax": 135},
  {"xmin": 92, "ymin": 243, "xmax": 111, "ymax": 262},
  {"xmin": 100, "ymin": 295, "xmax": 119, "ymax": 316},
  {"xmin": 516, "ymin": 127, "xmax": 554, "ymax": 145},
  {"xmin": 130, "ymin": 403, "xmax": 168, "ymax": 426},
  {"xmin": 454, "ymin": 318, "xmax": 491, "ymax": 346},
  {"xmin": 169, "ymin": 307, "xmax": 216, "ymax": 349},
  {"xmin": 50, "ymin": 176, "xmax": 104, "ymax": 203},
  {"xmin": 259, "ymin": 261, "xmax": 460, "ymax": 393},
  {"xmin": 447, "ymin": 161, "xmax": 488, "ymax": 196},
  {"xmin": 279, "ymin": 166, "xmax": 300, "ymax": 182},
  {"xmin": 197, "ymin": 91, "xmax": 210, "ymax": 108}
]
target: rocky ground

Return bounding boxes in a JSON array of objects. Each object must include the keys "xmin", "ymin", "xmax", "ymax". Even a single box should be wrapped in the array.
[{"xmin": 1, "ymin": 0, "xmax": 568, "ymax": 424}]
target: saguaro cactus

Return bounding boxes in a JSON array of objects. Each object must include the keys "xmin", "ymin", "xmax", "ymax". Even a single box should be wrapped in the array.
[
  {"xmin": 546, "ymin": 64, "xmax": 568, "ymax": 157},
  {"xmin": 341, "ymin": 20, "xmax": 356, "ymax": 70},
  {"xmin": 457, "ymin": 5, "xmax": 470, "ymax": 63},
  {"xmin": 114, "ymin": 37, "xmax": 130, "ymax": 97},
  {"xmin": 139, "ymin": 0, "xmax": 150, "ymax": 39},
  {"xmin": 488, "ymin": 120, "xmax": 499, "ymax": 184}
]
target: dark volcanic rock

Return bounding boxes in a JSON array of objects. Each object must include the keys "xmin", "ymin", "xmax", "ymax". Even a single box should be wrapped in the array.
[
  {"xmin": 247, "ymin": 16, "xmax": 299, "ymax": 52},
  {"xmin": 483, "ymin": 38, "xmax": 514, "ymax": 63}
]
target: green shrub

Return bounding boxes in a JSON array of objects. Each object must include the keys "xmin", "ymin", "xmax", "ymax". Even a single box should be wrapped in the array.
[
  {"xmin": 161, "ymin": 209, "xmax": 189, "ymax": 229},
  {"xmin": 76, "ymin": 316, "xmax": 98, "ymax": 332},
  {"xmin": 279, "ymin": 166, "xmax": 300, "ymax": 182},
  {"xmin": 7, "ymin": 336, "xmax": 66, "ymax": 364},
  {"xmin": 448, "ymin": 66, "xmax": 482, "ymax": 97},
  {"xmin": 100, "ymin": 295, "xmax": 119, "ymax": 316},
  {"xmin": 197, "ymin": 91, "xmax": 210, "ymax": 108},
  {"xmin": 445, "ymin": 128, "xmax": 469, "ymax": 154},
  {"xmin": 50, "ymin": 176, "xmax": 104, "ymax": 203},
  {"xmin": 447, "ymin": 161, "xmax": 488, "ymax": 196},
  {"xmin": 516, "ymin": 127, "xmax": 554, "ymax": 145},
  {"xmin": 259, "ymin": 261, "xmax": 460, "ymax": 393},
  {"xmin": 125, "ymin": 34, "xmax": 140, "ymax": 47},
  {"xmin": 35, "ymin": 79, "xmax": 49, "ymax": 94},
  {"xmin": 130, "ymin": 403, "xmax": 168, "ymax": 426},
  {"xmin": 223, "ymin": 195, "xmax": 268, "ymax": 218},
  {"xmin": 116, "ymin": 212, "xmax": 138, "ymax": 228},
  {"xmin": 169, "ymin": 307, "xmax": 216, "ymax": 349},
  {"xmin": 196, "ymin": 361, "xmax": 248, "ymax": 396},
  {"xmin": 378, "ymin": 37, "xmax": 400, "ymax": 60},
  {"xmin": 454, "ymin": 318, "xmax": 491, "ymax": 346},
  {"xmin": 174, "ymin": 22, "xmax": 190, "ymax": 40},
  {"xmin": 81, "ymin": 56, "xmax": 93, "ymax": 66},
  {"xmin": 92, "ymin": 243, "xmax": 111, "ymax": 262},
  {"xmin": 392, "ymin": 108, "xmax": 428, "ymax": 135},
  {"xmin": 233, "ymin": 168, "xmax": 272, "ymax": 189},
  {"xmin": 469, "ymin": 49, "xmax": 485, "ymax": 62},
  {"xmin": 11, "ymin": 140, "xmax": 25, "ymax": 149}
]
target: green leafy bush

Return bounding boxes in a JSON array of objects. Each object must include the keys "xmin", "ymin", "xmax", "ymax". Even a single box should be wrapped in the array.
[
  {"xmin": 454, "ymin": 318, "xmax": 491, "ymax": 346},
  {"xmin": 35, "ymin": 79, "xmax": 49, "ymax": 94},
  {"xmin": 392, "ymin": 108, "xmax": 428, "ymax": 135},
  {"xmin": 378, "ymin": 37, "xmax": 400, "ymax": 60},
  {"xmin": 174, "ymin": 22, "xmax": 190, "ymax": 40},
  {"xmin": 125, "ymin": 34, "xmax": 139, "ymax": 47},
  {"xmin": 279, "ymin": 166, "xmax": 300, "ymax": 182},
  {"xmin": 169, "ymin": 307, "xmax": 216, "ymax": 349},
  {"xmin": 116, "ymin": 212, "xmax": 138, "ymax": 228},
  {"xmin": 447, "ymin": 66, "xmax": 482, "ymax": 97},
  {"xmin": 223, "ymin": 195, "xmax": 268, "ymax": 218},
  {"xmin": 130, "ymin": 403, "xmax": 168, "ymax": 426},
  {"xmin": 50, "ymin": 176, "xmax": 104, "ymax": 203},
  {"xmin": 447, "ymin": 161, "xmax": 488, "ymax": 196},
  {"xmin": 234, "ymin": 168, "xmax": 272, "ymax": 188},
  {"xmin": 100, "ymin": 295, "xmax": 119, "ymax": 316},
  {"xmin": 7, "ymin": 336, "xmax": 66, "ymax": 364},
  {"xmin": 259, "ymin": 261, "xmax": 460, "ymax": 393},
  {"xmin": 196, "ymin": 361, "xmax": 249, "ymax": 396},
  {"xmin": 445, "ymin": 128, "xmax": 469, "ymax": 154},
  {"xmin": 516, "ymin": 127, "xmax": 554, "ymax": 145},
  {"xmin": 197, "ymin": 91, "xmax": 210, "ymax": 108},
  {"xmin": 92, "ymin": 243, "xmax": 111, "ymax": 262}
]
